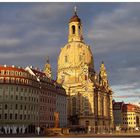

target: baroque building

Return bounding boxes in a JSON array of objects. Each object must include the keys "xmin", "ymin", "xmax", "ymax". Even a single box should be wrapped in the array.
[{"xmin": 57, "ymin": 8, "xmax": 114, "ymax": 128}]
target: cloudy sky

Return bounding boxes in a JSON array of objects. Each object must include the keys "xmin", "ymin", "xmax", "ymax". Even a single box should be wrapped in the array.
[{"xmin": 0, "ymin": 2, "xmax": 140, "ymax": 104}]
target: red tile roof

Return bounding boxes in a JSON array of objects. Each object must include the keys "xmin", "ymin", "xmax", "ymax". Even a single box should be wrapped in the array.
[{"xmin": 122, "ymin": 104, "xmax": 138, "ymax": 112}]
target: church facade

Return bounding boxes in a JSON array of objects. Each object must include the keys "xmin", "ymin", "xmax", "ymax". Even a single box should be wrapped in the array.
[{"xmin": 57, "ymin": 8, "xmax": 114, "ymax": 128}]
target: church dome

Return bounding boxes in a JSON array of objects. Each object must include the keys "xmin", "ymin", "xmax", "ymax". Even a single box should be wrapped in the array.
[
  {"xmin": 58, "ymin": 42, "xmax": 94, "ymax": 70},
  {"xmin": 69, "ymin": 14, "xmax": 81, "ymax": 23}
]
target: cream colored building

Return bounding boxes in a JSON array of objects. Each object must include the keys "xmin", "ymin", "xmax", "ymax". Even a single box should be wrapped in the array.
[
  {"xmin": 122, "ymin": 104, "xmax": 140, "ymax": 129},
  {"xmin": 57, "ymin": 8, "xmax": 114, "ymax": 129},
  {"xmin": 0, "ymin": 65, "xmax": 39, "ymax": 134}
]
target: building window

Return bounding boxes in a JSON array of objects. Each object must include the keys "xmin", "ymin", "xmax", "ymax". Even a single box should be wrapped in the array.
[
  {"xmin": 21, "ymin": 96, "xmax": 23, "ymax": 100},
  {"xmin": 24, "ymin": 105, "xmax": 26, "ymax": 110},
  {"xmin": 0, "ymin": 86, "xmax": 2, "ymax": 91},
  {"xmin": 19, "ymin": 72, "xmax": 22, "ymax": 76},
  {"xmin": 6, "ymin": 70, "xmax": 9, "ymax": 75},
  {"xmin": 5, "ymin": 104, "xmax": 8, "ymax": 110},
  {"xmin": 15, "ymin": 114, "xmax": 17, "ymax": 120},
  {"xmin": 20, "ymin": 114, "xmax": 22, "ymax": 120},
  {"xmin": 5, "ymin": 114, "xmax": 7, "ymax": 119},
  {"xmin": 11, "ymin": 86, "xmax": 13, "ymax": 91},
  {"xmin": 0, "ymin": 104, "xmax": 2, "ymax": 110},
  {"xmin": 20, "ymin": 105, "xmax": 22, "ymax": 110},
  {"xmin": 16, "ymin": 95, "xmax": 18, "ymax": 100},
  {"xmin": 15, "ymin": 104, "xmax": 18, "ymax": 110},
  {"xmin": 0, "ymin": 114, "xmax": 1, "ymax": 119},
  {"xmin": 65, "ymin": 56, "xmax": 68, "ymax": 63},
  {"xmin": 11, "ymin": 95, "xmax": 13, "ymax": 100},
  {"xmin": 10, "ymin": 104, "xmax": 13, "ymax": 110},
  {"xmin": 15, "ymin": 71, "xmax": 18, "ymax": 76},
  {"xmin": 0, "ymin": 77, "xmax": 4, "ymax": 83},
  {"xmin": 16, "ymin": 78, "xmax": 20, "ymax": 83},
  {"xmin": 11, "ymin": 78, "xmax": 15, "ymax": 83},
  {"xmin": 72, "ymin": 25, "xmax": 75, "ymax": 34},
  {"xmin": 16, "ymin": 87, "xmax": 18, "ymax": 92},
  {"xmin": 24, "ymin": 115, "xmax": 26, "ymax": 120},
  {"xmin": 1, "ymin": 70, "xmax": 5, "ymax": 75},
  {"xmin": 21, "ymin": 88, "xmax": 23, "ymax": 92},
  {"xmin": 24, "ymin": 88, "xmax": 27, "ymax": 92},
  {"xmin": 5, "ymin": 77, "xmax": 10, "ymax": 83},
  {"xmin": 5, "ymin": 86, "xmax": 9, "ymax": 91},
  {"xmin": 10, "ymin": 114, "xmax": 12, "ymax": 119}
]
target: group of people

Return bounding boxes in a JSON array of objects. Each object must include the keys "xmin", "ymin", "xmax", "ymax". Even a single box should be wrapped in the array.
[
  {"xmin": 0, "ymin": 126, "xmax": 27, "ymax": 134},
  {"xmin": 0, "ymin": 126, "xmax": 45, "ymax": 135}
]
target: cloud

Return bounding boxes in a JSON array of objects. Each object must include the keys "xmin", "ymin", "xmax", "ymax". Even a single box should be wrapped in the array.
[
  {"xmin": 112, "ymin": 82, "xmax": 139, "ymax": 91},
  {"xmin": 0, "ymin": 3, "xmax": 72, "ymax": 68},
  {"xmin": 88, "ymin": 3, "xmax": 140, "ymax": 54},
  {"xmin": 0, "ymin": 38, "xmax": 21, "ymax": 47},
  {"xmin": 85, "ymin": 4, "xmax": 140, "ymax": 101},
  {"xmin": 112, "ymin": 82, "xmax": 140, "ymax": 103},
  {"xmin": 27, "ymin": 3, "xmax": 70, "ymax": 20}
]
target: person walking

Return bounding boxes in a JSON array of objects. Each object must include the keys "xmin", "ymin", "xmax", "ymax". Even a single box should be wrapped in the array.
[{"xmin": 36, "ymin": 126, "xmax": 40, "ymax": 135}]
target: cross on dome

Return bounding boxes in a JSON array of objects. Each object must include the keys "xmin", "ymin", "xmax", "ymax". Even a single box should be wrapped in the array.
[{"xmin": 74, "ymin": 6, "xmax": 77, "ymax": 15}]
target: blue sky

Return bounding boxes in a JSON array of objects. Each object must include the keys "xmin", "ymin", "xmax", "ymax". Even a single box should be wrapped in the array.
[{"xmin": 0, "ymin": 3, "xmax": 140, "ymax": 104}]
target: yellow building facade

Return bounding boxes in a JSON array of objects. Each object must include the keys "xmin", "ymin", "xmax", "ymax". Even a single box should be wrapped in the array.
[{"xmin": 57, "ymin": 8, "xmax": 114, "ymax": 128}]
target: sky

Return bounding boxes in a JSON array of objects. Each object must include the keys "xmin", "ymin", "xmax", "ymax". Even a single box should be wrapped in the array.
[{"xmin": 0, "ymin": 2, "xmax": 140, "ymax": 104}]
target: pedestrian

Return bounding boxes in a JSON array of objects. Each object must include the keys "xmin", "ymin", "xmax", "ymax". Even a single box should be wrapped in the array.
[{"xmin": 36, "ymin": 126, "xmax": 40, "ymax": 135}]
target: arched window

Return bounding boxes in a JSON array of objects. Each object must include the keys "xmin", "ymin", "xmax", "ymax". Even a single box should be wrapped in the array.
[
  {"xmin": 78, "ymin": 25, "xmax": 81, "ymax": 35},
  {"xmin": 72, "ymin": 25, "xmax": 75, "ymax": 34}
]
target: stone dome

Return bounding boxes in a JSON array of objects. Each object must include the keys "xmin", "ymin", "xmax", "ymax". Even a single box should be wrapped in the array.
[{"xmin": 58, "ymin": 42, "xmax": 94, "ymax": 70}]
